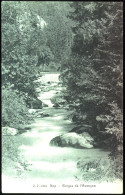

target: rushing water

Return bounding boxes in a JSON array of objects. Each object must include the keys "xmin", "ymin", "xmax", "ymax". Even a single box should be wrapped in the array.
[{"xmin": 2, "ymin": 73, "xmax": 111, "ymax": 193}]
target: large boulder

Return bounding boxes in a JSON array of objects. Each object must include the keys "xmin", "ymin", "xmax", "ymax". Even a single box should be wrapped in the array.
[
  {"xmin": 50, "ymin": 132, "xmax": 94, "ymax": 149},
  {"xmin": 2, "ymin": 127, "xmax": 18, "ymax": 136},
  {"xmin": 51, "ymin": 94, "xmax": 66, "ymax": 106}
]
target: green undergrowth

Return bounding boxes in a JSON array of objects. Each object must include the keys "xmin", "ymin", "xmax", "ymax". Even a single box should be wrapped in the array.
[
  {"xmin": 2, "ymin": 134, "xmax": 31, "ymax": 178},
  {"xmin": 2, "ymin": 86, "xmax": 33, "ymax": 130},
  {"xmin": 76, "ymin": 154, "xmax": 123, "ymax": 183}
]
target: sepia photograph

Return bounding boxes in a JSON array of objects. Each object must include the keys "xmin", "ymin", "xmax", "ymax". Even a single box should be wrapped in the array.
[{"xmin": 1, "ymin": 1, "xmax": 123, "ymax": 193}]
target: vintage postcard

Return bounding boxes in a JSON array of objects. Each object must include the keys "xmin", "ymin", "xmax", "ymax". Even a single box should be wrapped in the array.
[{"xmin": 2, "ymin": 1, "xmax": 123, "ymax": 194}]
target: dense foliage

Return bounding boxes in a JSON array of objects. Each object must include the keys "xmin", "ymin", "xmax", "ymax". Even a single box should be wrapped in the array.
[
  {"xmin": 2, "ymin": 132, "xmax": 31, "ymax": 177},
  {"xmin": 61, "ymin": 2, "xmax": 123, "ymax": 180},
  {"xmin": 2, "ymin": 86, "xmax": 33, "ymax": 129},
  {"xmin": 27, "ymin": 1, "xmax": 74, "ymax": 66},
  {"xmin": 2, "ymin": 1, "xmax": 73, "ymax": 129},
  {"xmin": 2, "ymin": 1, "xmax": 123, "ymax": 182},
  {"xmin": 2, "ymin": 2, "xmax": 38, "ymax": 93}
]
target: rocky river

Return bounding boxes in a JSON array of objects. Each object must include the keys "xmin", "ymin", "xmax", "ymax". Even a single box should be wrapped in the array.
[{"xmin": 3, "ymin": 72, "xmax": 121, "ymax": 193}]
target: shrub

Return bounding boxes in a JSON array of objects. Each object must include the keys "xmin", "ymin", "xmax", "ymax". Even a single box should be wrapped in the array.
[
  {"xmin": 2, "ymin": 86, "xmax": 33, "ymax": 129},
  {"xmin": 2, "ymin": 132, "xmax": 31, "ymax": 178},
  {"xmin": 76, "ymin": 155, "xmax": 123, "ymax": 182}
]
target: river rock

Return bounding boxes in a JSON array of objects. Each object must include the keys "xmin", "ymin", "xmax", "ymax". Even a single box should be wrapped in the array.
[
  {"xmin": 18, "ymin": 126, "xmax": 31, "ymax": 131},
  {"xmin": 2, "ymin": 127, "xmax": 18, "ymax": 136},
  {"xmin": 50, "ymin": 132, "xmax": 94, "ymax": 149},
  {"xmin": 26, "ymin": 97, "xmax": 42, "ymax": 109},
  {"xmin": 49, "ymin": 82, "xmax": 57, "ymax": 87},
  {"xmin": 42, "ymin": 102, "xmax": 48, "ymax": 107},
  {"xmin": 36, "ymin": 88, "xmax": 41, "ymax": 92},
  {"xmin": 36, "ymin": 112, "xmax": 50, "ymax": 118},
  {"xmin": 41, "ymin": 87, "xmax": 50, "ymax": 92},
  {"xmin": 51, "ymin": 94, "xmax": 66, "ymax": 105},
  {"xmin": 53, "ymin": 103, "xmax": 60, "ymax": 108},
  {"xmin": 42, "ymin": 113, "xmax": 50, "ymax": 117},
  {"xmin": 28, "ymin": 109, "xmax": 37, "ymax": 114}
]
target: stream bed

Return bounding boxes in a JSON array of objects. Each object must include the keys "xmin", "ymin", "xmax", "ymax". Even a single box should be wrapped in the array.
[{"xmin": 2, "ymin": 73, "xmax": 115, "ymax": 193}]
